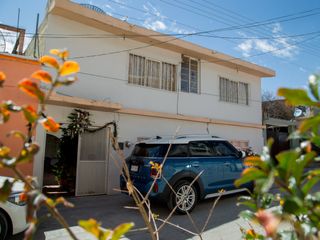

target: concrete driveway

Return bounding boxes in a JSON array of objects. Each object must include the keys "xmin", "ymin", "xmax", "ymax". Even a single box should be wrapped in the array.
[{"xmin": 11, "ymin": 192, "xmax": 247, "ymax": 240}]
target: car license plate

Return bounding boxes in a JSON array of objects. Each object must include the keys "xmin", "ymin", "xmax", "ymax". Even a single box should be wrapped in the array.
[{"xmin": 130, "ymin": 165, "xmax": 139, "ymax": 172}]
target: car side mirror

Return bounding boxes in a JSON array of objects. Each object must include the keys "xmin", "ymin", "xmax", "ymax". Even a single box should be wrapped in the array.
[{"xmin": 240, "ymin": 150, "xmax": 246, "ymax": 158}]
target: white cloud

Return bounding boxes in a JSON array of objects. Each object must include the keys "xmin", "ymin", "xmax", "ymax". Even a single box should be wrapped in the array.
[
  {"xmin": 143, "ymin": 19, "xmax": 167, "ymax": 31},
  {"xmin": 238, "ymin": 39, "xmax": 253, "ymax": 55},
  {"xmin": 272, "ymin": 23, "xmax": 282, "ymax": 34},
  {"xmin": 169, "ymin": 22, "xmax": 194, "ymax": 34},
  {"xmin": 236, "ymin": 23, "xmax": 298, "ymax": 59},
  {"xmin": 142, "ymin": 2, "xmax": 191, "ymax": 34},
  {"xmin": 104, "ymin": 4, "xmax": 114, "ymax": 11}
]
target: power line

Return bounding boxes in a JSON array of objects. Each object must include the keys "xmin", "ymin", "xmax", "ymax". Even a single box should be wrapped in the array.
[
  {"xmin": 159, "ymin": 0, "xmax": 320, "ymax": 33},
  {"xmin": 107, "ymin": 0, "xmax": 197, "ymax": 32},
  {"xmin": 78, "ymin": 71, "xmax": 262, "ymax": 103},
  {"xmin": 2, "ymin": 30, "xmax": 320, "ymax": 40},
  {"xmin": 74, "ymin": 33, "xmax": 320, "ymax": 103},
  {"xmin": 156, "ymin": 0, "xmax": 319, "ymax": 69},
  {"xmin": 159, "ymin": 0, "xmax": 320, "ymax": 57},
  {"xmin": 190, "ymin": 0, "xmax": 320, "ymax": 55},
  {"xmin": 68, "ymin": 6, "xmax": 320, "ymax": 60}
]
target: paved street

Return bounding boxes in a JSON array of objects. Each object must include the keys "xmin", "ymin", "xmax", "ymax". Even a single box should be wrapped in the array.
[{"xmin": 11, "ymin": 192, "xmax": 248, "ymax": 240}]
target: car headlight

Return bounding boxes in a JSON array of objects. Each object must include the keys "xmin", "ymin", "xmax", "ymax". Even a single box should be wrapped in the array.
[{"xmin": 7, "ymin": 192, "xmax": 27, "ymax": 206}]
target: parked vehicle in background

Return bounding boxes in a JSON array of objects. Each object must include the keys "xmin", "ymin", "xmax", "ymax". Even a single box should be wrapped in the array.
[
  {"xmin": 0, "ymin": 176, "xmax": 27, "ymax": 239},
  {"xmin": 120, "ymin": 135, "xmax": 252, "ymax": 214}
]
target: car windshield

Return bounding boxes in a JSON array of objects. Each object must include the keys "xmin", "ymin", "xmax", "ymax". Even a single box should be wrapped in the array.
[{"xmin": 132, "ymin": 144, "xmax": 169, "ymax": 157}]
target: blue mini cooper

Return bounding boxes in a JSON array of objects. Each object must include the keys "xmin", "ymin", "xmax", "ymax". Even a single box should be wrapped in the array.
[{"xmin": 120, "ymin": 135, "xmax": 252, "ymax": 214}]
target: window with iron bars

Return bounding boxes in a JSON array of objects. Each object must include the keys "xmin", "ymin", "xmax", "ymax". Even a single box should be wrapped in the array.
[{"xmin": 219, "ymin": 77, "xmax": 249, "ymax": 105}]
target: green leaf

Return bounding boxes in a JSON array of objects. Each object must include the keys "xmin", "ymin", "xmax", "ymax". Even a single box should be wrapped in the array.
[
  {"xmin": 235, "ymin": 168, "xmax": 266, "ymax": 187},
  {"xmin": 282, "ymin": 197, "xmax": 304, "ymax": 215},
  {"xmin": 22, "ymin": 105, "xmax": 38, "ymax": 123},
  {"xmin": 299, "ymin": 116, "xmax": 320, "ymax": 133},
  {"xmin": 239, "ymin": 210, "xmax": 255, "ymax": 221},
  {"xmin": 244, "ymin": 156, "xmax": 268, "ymax": 171},
  {"xmin": 309, "ymin": 74, "xmax": 320, "ymax": 101},
  {"xmin": 238, "ymin": 200, "xmax": 257, "ymax": 211},
  {"xmin": 277, "ymin": 88, "xmax": 317, "ymax": 106},
  {"xmin": 111, "ymin": 222, "xmax": 134, "ymax": 240},
  {"xmin": 302, "ymin": 176, "xmax": 320, "ymax": 195},
  {"xmin": 293, "ymin": 152, "xmax": 316, "ymax": 184},
  {"xmin": 276, "ymin": 150, "xmax": 299, "ymax": 181},
  {"xmin": 0, "ymin": 179, "xmax": 13, "ymax": 202},
  {"xmin": 311, "ymin": 136, "xmax": 320, "ymax": 148},
  {"xmin": 261, "ymin": 170, "xmax": 275, "ymax": 193}
]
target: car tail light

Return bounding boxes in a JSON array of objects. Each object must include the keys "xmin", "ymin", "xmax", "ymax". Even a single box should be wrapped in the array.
[
  {"xmin": 153, "ymin": 182, "xmax": 159, "ymax": 193},
  {"xmin": 150, "ymin": 161, "xmax": 161, "ymax": 179},
  {"xmin": 150, "ymin": 168, "xmax": 159, "ymax": 178}
]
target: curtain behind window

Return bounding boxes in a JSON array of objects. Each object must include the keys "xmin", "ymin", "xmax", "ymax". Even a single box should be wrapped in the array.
[
  {"xmin": 128, "ymin": 54, "xmax": 145, "ymax": 85},
  {"xmin": 162, "ymin": 62, "xmax": 177, "ymax": 91}
]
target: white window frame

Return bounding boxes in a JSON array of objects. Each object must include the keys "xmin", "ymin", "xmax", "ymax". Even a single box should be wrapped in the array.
[
  {"xmin": 180, "ymin": 55, "xmax": 200, "ymax": 94},
  {"xmin": 219, "ymin": 76, "xmax": 249, "ymax": 105}
]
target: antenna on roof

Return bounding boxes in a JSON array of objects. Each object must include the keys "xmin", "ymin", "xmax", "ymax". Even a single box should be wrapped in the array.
[{"xmin": 79, "ymin": 3, "xmax": 106, "ymax": 15}]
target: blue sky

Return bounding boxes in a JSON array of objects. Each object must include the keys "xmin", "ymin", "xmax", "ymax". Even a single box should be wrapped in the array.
[{"xmin": 1, "ymin": 0, "xmax": 320, "ymax": 95}]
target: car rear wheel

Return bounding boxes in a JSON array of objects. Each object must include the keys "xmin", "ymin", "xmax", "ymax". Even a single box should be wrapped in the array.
[
  {"xmin": 168, "ymin": 180, "xmax": 198, "ymax": 214},
  {"xmin": 0, "ymin": 211, "xmax": 9, "ymax": 240}
]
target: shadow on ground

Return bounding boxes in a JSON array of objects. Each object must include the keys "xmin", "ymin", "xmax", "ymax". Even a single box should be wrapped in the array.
[{"xmin": 10, "ymin": 192, "xmax": 246, "ymax": 240}]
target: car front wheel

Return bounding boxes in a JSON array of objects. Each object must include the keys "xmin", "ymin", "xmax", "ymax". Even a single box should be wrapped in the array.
[
  {"xmin": 0, "ymin": 211, "xmax": 9, "ymax": 240},
  {"xmin": 168, "ymin": 180, "xmax": 198, "ymax": 214}
]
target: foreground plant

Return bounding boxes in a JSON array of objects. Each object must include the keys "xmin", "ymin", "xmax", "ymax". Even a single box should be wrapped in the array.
[
  {"xmin": 0, "ymin": 49, "xmax": 133, "ymax": 240},
  {"xmin": 236, "ymin": 74, "xmax": 320, "ymax": 239}
]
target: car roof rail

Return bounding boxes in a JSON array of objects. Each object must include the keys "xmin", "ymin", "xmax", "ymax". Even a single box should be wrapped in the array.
[{"xmin": 145, "ymin": 134, "xmax": 222, "ymax": 141}]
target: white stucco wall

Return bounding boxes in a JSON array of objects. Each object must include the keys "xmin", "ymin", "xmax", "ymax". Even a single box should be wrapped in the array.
[
  {"xmin": 42, "ymin": 15, "xmax": 262, "ymax": 125},
  {"xmin": 34, "ymin": 105, "xmax": 264, "ymax": 190}
]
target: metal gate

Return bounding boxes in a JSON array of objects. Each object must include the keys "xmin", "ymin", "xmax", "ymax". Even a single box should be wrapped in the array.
[{"xmin": 75, "ymin": 128, "xmax": 109, "ymax": 196}]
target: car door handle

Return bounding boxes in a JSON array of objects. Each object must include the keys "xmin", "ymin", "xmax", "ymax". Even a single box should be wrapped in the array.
[
  {"xmin": 224, "ymin": 162, "xmax": 231, "ymax": 166},
  {"xmin": 192, "ymin": 161, "xmax": 200, "ymax": 167}
]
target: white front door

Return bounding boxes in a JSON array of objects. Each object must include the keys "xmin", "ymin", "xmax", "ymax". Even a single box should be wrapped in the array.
[{"xmin": 75, "ymin": 128, "xmax": 109, "ymax": 196}]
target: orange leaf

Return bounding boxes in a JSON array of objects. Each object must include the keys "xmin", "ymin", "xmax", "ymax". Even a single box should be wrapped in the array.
[
  {"xmin": 31, "ymin": 70, "xmax": 52, "ymax": 83},
  {"xmin": 18, "ymin": 79, "xmax": 45, "ymax": 103},
  {"xmin": 41, "ymin": 117, "xmax": 60, "ymax": 132},
  {"xmin": 40, "ymin": 55, "xmax": 59, "ymax": 69},
  {"xmin": 19, "ymin": 192, "xmax": 27, "ymax": 202},
  {"xmin": 0, "ymin": 107, "xmax": 10, "ymax": 123},
  {"xmin": 22, "ymin": 105, "xmax": 38, "ymax": 123},
  {"xmin": 0, "ymin": 146, "xmax": 11, "ymax": 158},
  {"xmin": 50, "ymin": 49, "xmax": 69, "ymax": 60},
  {"xmin": 0, "ymin": 71, "xmax": 5, "ymax": 87},
  {"xmin": 60, "ymin": 61, "xmax": 80, "ymax": 76}
]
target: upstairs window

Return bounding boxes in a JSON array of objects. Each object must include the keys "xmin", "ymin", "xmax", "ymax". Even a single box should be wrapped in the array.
[
  {"xmin": 162, "ymin": 62, "xmax": 177, "ymax": 91},
  {"xmin": 128, "ymin": 54, "xmax": 145, "ymax": 86},
  {"xmin": 219, "ymin": 77, "xmax": 249, "ymax": 105},
  {"xmin": 128, "ymin": 53, "xmax": 177, "ymax": 92},
  {"xmin": 181, "ymin": 55, "xmax": 199, "ymax": 93},
  {"xmin": 145, "ymin": 59, "xmax": 160, "ymax": 88}
]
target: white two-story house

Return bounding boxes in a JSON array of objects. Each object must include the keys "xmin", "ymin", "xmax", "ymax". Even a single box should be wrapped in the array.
[{"xmin": 25, "ymin": 0, "xmax": 275, "ymax": 196}]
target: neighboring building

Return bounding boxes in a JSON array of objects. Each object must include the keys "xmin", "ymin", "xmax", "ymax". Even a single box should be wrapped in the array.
[
  {"xmin": 262, "ymin": 99, "xmax": 311, "ymax": 156},
  {"xmin": 25, "ymin": 0, "xmax": 275, "ymax": 196},
  {"xmin": 0, "ymin": 53, "xmax": 41, "ymax": 177}
]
